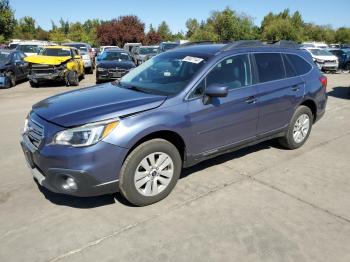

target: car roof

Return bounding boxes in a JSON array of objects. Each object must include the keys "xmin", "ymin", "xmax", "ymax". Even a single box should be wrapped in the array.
[
  {"xmin": 105, "ymin": 49, "xmax": 128, "ymax": 53},
  {"xmin": 0, "ymin": 49, "xmax": 16, "ymax": 53},
  {"xmin": 44, "ymin": 45, "xmax": 76, "ymax": 50}
]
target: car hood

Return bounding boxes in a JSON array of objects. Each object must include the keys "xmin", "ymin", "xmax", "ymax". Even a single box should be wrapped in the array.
[
  {"xmin": 32, "ymin": 83, "xmax": 167, "ymax": 127},
  {"xmin": 97, "ymin": 60, "xmax": 135, "ymax": 69},
  {"xmin": 24, "ymin": 55, "xmax": 72, "ymax": 65}
]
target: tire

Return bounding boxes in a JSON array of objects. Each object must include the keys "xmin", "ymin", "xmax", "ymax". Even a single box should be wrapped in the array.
[
  {"xmin": 86, "ymin": 66, "xmax": 93, "ymax": 74},
  {"xmin": 29, "ymin": 80, "xmax": 39, "ymax": 88},
  {"xmin": 80, "ymin": 70, "xmax": 85, "ymax": 80},
  {"xmin": 278, "ymin": 105, "xmax": 313, "ymax": 149},
  {"xmin": 119, "ymin": 139, "xmax": 182, "ymax": 206},
  {"xmin": 67, "ymin": 71, "xmax": 79, "ymax": 86},
  {"xmin": 6, "ymin": 71, "xmax": 16, "ymax": 87}
]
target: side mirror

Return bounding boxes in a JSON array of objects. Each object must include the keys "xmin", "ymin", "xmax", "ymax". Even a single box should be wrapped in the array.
[
  {"xmin": 74, "ymin": 55, "xmax": 81, "ymax": 59},
  {"xmin": 205, "ymin": 85, "xmax": 228, "ymax": 97}
]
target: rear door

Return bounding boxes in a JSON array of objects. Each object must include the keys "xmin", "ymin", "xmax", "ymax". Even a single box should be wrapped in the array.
[
  {"xmin": 188, "ymin": 54, "xmax": 259, "ymax": 156},
  {"xmin": 254, "ymin": 52, "xmax": 305, "ymax": 136}
]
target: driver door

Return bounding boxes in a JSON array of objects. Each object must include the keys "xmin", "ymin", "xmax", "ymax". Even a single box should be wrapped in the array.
[{"xmin": 187, "ymin": 54, "xmax": 259, "ymax": 156}]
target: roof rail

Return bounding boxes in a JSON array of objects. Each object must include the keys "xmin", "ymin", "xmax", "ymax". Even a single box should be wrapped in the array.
[
  {"xmin": 179, "ymin": 41, "xmax": 216, "ymax": 47},
  {"xmin": 272, "ymin": 40, "xmax": 300, "ymax": 49},
  {"xmin": 221, "ymin": 40, "xmax": 300, "ymax": 51},
  {"xmin": 221, "ymin": 40, "xmax": 263, "ymax": 51}
]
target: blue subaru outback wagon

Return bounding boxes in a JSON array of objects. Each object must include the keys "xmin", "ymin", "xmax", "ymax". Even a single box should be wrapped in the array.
[{"xmin": 20, "ymin": 41, "xmax": 327, "ymax": 206}]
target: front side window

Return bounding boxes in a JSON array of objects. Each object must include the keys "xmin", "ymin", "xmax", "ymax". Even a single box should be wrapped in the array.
[
  {"xmin": 254, "ymin": 53, "xmax": 285, "ymax": 82},
  {"xmin": 120, "ymin": 52, "xmax": 209, "ymax": 95},
  {"xmin": 189, "ymin": 54, "xmax": 252, "ymax": 99}
]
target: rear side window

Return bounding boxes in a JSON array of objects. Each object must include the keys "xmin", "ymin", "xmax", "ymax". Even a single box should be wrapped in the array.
[
  {"xmin": 254, "ymin": 53, "xmax": 285, "ymax": 82},
  {"xmin": 286, "ymin": 54, "xmax": 312, "ymax": 75}
]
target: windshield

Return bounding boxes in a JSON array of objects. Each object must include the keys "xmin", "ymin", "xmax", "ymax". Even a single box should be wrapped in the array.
[
  {"xmin": 99, "ymin": 51, "xmax": 131, "ymax": 61},
  {"xmin": 40, "ymin": 48, "xmax": 72, "ymax": 56},
  {"xmin": 17, "ymin": 45, "xmax": 39, "ymax": 53},
  {"xmin": 139, "ymin": 47, "xmax": 158, "ymax": 55},
  {"xmin": 162, "ymin": 43, "xmax": 179, "ymax": 51},
  {"xmin": 309, "ymin": 49, "xmax": 333, "ymax": 56},
  {"xmin": 0, "ymin": 51, "xmax": 11, "ymax": 63},
  {"xmin": 120, "ymin": 52, "xmax": 208, "ymax": 95}
]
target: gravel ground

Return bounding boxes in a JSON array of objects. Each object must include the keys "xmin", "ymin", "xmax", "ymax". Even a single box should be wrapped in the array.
[{"xmin": 0, "ymin": 72, "xmax": 349, "ymax": 262}]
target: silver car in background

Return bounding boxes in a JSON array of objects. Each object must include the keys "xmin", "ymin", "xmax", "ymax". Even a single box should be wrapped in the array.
[
  {"xmin": 62, "ymin": 42, "xmax": 95, "ymax": 73},
  {"xmin": 132, "ymin": 46, "xmax": 159, "ymax": 65}
]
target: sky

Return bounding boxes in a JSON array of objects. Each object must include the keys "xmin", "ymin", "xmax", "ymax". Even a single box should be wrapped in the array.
[{"xmin": 10, "ymin": 0, "xmax": 350, "ymax": 32}]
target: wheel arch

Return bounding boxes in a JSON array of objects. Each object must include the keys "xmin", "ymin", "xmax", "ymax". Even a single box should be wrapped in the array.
[
  {"xmin": 300, "ymin": 99, "xmax": 317, "ymax": 122},
  {"xmin": 124, "ymin": 130, "xmax": 187, "ymax": 164}
]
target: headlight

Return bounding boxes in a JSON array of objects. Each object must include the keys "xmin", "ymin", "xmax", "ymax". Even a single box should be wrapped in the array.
[
  {"xmin": 97, "ymin": 67, "xmax": 106, "ymax": 72},
  {"xmin": 53, "ymin": 119, "xmax": 119, "ymax": 147},
  {"xmin": 23, "ymin": 118, "xmax": 29, "ymax": 134},
  {"xmin": 315, "ymin": 58, "xmax": 325, "ymax": 63}
]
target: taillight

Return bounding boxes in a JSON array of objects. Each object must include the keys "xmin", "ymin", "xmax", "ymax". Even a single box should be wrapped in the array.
[{"xmin": 320, "ymin": 75, "xmax": 327, "ymax": 91}]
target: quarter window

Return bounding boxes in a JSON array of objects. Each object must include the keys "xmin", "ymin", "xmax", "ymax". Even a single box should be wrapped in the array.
[
  {"xmin": 287, "ymin": 54, "xmax": 312, "ymax": 75},
  {"xmin": 282, "ymin": 54, "xmax": 296, "ymax": 77},
  {"xmin": 254, "ymin": 53, "xmax": 285, "ymax": 82}
]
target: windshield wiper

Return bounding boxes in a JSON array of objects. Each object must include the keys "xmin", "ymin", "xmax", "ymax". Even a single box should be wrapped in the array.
[{"xmin": 117, "ymin": 82, "xmax": 152, "ymax": 94}]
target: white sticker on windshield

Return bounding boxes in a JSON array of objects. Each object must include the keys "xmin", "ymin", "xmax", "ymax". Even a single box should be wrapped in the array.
[{"xmin": 182, "ymin": 56, "xmax": 204, "ymax": 64}]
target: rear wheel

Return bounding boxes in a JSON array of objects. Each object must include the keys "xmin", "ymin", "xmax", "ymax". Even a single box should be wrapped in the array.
[
  {"xmin": 119, "ymin": 139, "xmax": 182, "ymax": 206},
  {"xmin": 279, "ymin": 105, "xmax": 313, "ymax": 149},
  {"xmin": 86, "ymin": 66, "xmax": 93, "ymax": 74}
]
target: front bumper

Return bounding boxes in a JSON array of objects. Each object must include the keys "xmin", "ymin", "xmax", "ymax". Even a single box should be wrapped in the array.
[
  {"xmin": 20, "ymin": 114, "xmax": 129, "ymax": 197},
  {"xmin": 28, "ymin": 71, "xmax": 63, "ymax": 82},
  {"xmin": 96, "ymin": 69, "xmax": 129, "ymax": 81},
  {"xmin": 0, "ymin": 75, "xmax": 11, "ymax": 88},
  {"xmin": 83, "ymin": 59, "xmax": 92, "ymax": 68}
]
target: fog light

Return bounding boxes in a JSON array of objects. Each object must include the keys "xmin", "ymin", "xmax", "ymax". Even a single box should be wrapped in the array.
[{"xmin": 62, "ymin": 177, "xmax": 78, "ymax": 190}]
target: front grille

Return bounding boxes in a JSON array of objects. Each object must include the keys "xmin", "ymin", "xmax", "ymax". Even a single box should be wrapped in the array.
[
  {"xmin": 108, "ymin": 68, "xmax": 127, "ymax": 73},
  {"xmin": 31, "ymin": 64, "xmax": 56, "ymax": 74},
  {"xmin": 27, "ymin": 118, "xmax": 44, "ymax": 149},
  {"xmin": 324, "ymin": 60, "xmax": 336, "ymax": 63}
]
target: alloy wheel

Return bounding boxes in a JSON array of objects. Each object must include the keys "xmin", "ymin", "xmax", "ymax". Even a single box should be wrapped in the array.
[
  {"xmin": 293, "ymin": 114, "xmax": 310, "ymax": 143},
  {"xmin": 134, "ymin": 152, "xmax": 174, "ymax": 197}
]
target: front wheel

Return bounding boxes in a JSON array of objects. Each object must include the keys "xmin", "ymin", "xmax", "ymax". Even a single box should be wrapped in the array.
[
  {"xmin": 279, "ymin": 105, "xmax": 313, "ymax": 149},
  {"xmin": 119, "ymin": 139, "xmax": 182, "ymax": 206},
  {"xmin": 67, "ymin": 71, "xmax": 79, "ymax": 86}
]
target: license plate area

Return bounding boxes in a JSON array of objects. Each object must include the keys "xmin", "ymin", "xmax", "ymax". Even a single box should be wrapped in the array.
[{"xmin": 22, "ymin": 144, "xmax": 35, "ymax": 168}]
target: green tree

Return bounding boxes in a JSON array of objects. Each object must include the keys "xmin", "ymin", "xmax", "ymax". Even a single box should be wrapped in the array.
[
  {"xmin": 15, "ymin": 16, "xmax": 36, "ymax": 39},
  {"xmin": 49, "ymin": 29, "xmax": 68, "ymax": 43},
  {"xmin": 261, "ymin": 9, "xmax": 304, "ymax": 42},
  {"xmin": 157, "ymin": 21, "xmax": 172, "ymax": 41},
  {"xmin": 335, "ymin": 27, "xmax": 350, "ymax": 43},
  {"xmin": 185, "ymin": 18, "xmax": 199, "ymax": 38},
  {"xmin": 0, "ymin": 0, "xmax": 16, "ymax": 40}
]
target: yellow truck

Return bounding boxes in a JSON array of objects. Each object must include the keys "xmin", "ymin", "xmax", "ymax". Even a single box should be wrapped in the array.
[{"xmin": 24, "ymin": 46, "xmax": 85, "ymax": 87}]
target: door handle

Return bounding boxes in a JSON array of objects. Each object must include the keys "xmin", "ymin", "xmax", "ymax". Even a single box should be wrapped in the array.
[
  {"xmin": 245, "ymin": 96, "xmax": 257, "ymax": 104},
  {"xmin": 291, "ymin": 85, "xmax": 300, "ymax": 91}
]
